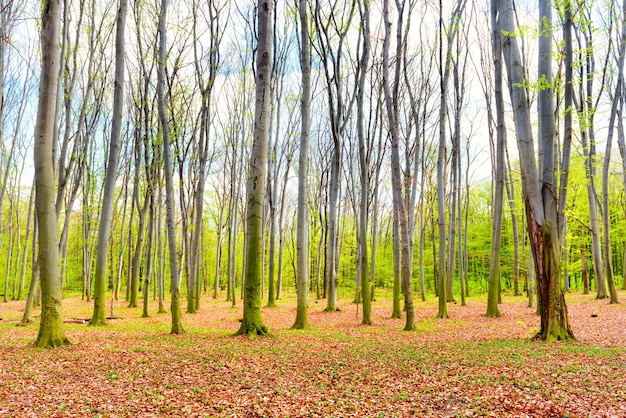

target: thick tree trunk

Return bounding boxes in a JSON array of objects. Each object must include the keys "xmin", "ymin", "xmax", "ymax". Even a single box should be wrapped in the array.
[
  {"xmin": 501, "ymin": 0, "xmax": 574, "ymax": 341},
  {"xmin": 236, "ymin": 0, "xmax": 272, "ymax": 337},
  {"xmin": 34, "ymin": 0, "xmax": 69, "ymax": 348}
]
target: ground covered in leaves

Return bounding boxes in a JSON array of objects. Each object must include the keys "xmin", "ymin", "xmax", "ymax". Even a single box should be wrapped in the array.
[{"xmin": 1, "ymin": 290, "xmax": 625, "ymax": 417}]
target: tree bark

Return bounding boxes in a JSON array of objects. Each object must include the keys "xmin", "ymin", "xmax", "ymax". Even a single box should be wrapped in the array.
[
  {"xmin": 235, "ymin": 0, "xmax": 272, "ymax": 337},
  {"xmin": 34, "ymin": 0, "xmax": 69, "ymax": 348},
  {"xmin": 486, "ymin": 0, "xmax": 504, "ymax": 318},
  {"xmin": 501, "ymin": 0, "xmax": 574, "ymax": 341},
  {"xmin": 90, "ymin": 0, "xmax": 127, "ymax": 326},
  {"xmin": 292, "ymin": 0, "xmax": 311, "ymax": 330},
  {"xmin": 157, "ymin": 0, "xmax": 184, "ymax": 335}
]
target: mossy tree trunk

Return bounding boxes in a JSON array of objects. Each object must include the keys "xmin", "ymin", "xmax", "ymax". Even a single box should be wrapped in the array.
[
  {"xmin": 235, "ymin": 0, "xmax": 272, "ymax": 337},
  {"xmin": 34, "ymin": 0, "xmax": 69, "ymax": 349},
  {"xmin": 501, "ymin": 0, "xmax": 574, "ymax": 341}
]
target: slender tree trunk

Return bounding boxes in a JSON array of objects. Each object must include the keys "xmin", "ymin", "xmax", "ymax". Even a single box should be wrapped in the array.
[
  {"xmin": 355, "ymin": 0, "xmax": 371, "ymax": 325},
  {"xmin": 383, "ymin": 0, "xmax": 415, "ymax": 330},
  {"xmin": 292, "ymin": 0, "xmax": 311, "ymax": 330},
  {"xmin": 487, "ymin": 0, "xmax": 504, "ymax": 318},
  {"xmin": 90, "ymin": 0, "xmax": 127, "ymax": 326},
  {"xmin": 157, "ymin": 0, "xmax": 183, "ymax": 334},
  {"xmin": 142, "ymin": 195, "xmax": 156, "ymax": 318},
  {"xmin": 21, "ymin": 220, "xmax": 39, "ymax": 325}
]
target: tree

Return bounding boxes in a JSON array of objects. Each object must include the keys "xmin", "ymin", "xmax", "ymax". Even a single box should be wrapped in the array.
[
  {"xmin": 235, "ymin": 0, "xmax": 272, "ymax": 337},
  {"xmin": 157, "ymin": 0, "xmax": 184, "ymax": 335},
  {"xmin": 383, "ymin": 0, "xmax": 415, "ymax": 331},
  {"xmin": 500, "ymin": 0, "xmax": 574, "ymax": 341},
  {"xmin": 292, "ymin": 0, "xmax": 312, "ymax": 330},
  {"xmin": 313, "ymin": 0, "xmax": 357, "ymax": 312},
  {"xmin": 90, "ymin": 0, "xmax": 128, "ymax": 326},
  {"xmin": 34, "ymin": 0, "xmax": 69, "ymax": 348},
  {"xmin": 356, "ymin": 0, "xmax": 372, "ymax": 325},
  {"xmin": 486, "ymin": 0, "xmax": 505, "ymax": 318}
]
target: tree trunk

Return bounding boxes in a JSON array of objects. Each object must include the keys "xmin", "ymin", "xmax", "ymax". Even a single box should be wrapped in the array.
[
  {"xmin": 34, "ymin": 0, "xmax": 69, "ymax": 348},
  {"xmin": 90, "ymin": 0, "xmax": 127, "ymax": 326},
  {"xmin": 486, "ymin": 0, "xmax": 504, "ymax": 318},
  {"xmin": 581, "ymin": 249, "xmax": 589, "ymax": 294},
  {"xmin": 292, "ymin": 0, "xmax": 311, "ymax": 330},
  {"xmin": 157, "ymin": 0, "xmax": 183, "ymax": 335},
  {"xmin": 356, "ymin": 0, "xmax": 372, "ymax": 325},
  {"xmin": 501, "ymin": 0, "xmax": 574, "ymax": 341},
  {"xmin": 383, "ymin": 0, "xmax": 414, "ymax": 330},
  {"xmin": 235, "ymin": 0, "xmax": 272, "ymax": 337}
]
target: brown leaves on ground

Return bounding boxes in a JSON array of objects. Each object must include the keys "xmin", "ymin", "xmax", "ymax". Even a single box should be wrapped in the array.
[{"xmin": 0, "ymin": 291, "xmax": 625, "ymax": 417}]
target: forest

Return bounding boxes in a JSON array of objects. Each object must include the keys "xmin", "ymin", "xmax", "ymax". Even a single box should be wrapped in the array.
[{"xmin": 0, "ymin": 0, "xmax": 626, "ymax": 414}]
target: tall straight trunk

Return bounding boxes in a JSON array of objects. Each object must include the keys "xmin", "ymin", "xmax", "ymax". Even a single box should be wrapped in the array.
[
  {"xmin": 383, "ymin": 0, "xmax": 415, "ymax": 330},
  {"xmin": 34, "ymin": 0, "xmax": 69, "ymax": 348},
  {"xmin": 235, "ymin": 0, "xmax": 272, "ymax": 337},
  {"xmin": 601, "ymin": 3, "xmax": 625, "ymax": 304},
  {"xmin": 436, "ymin": 0, "xmax": 448, "ymax": 319},
  {"xmin": 157, "ymin": 0, "xmax": 183, "ymax": 335},
  {"xmin": 487, "ymin": 0, "xmax": 504, "ymax": 318},
  {"xmin": 356, "ymin": 0, "xmax": 371, "ymax": 325},
  {"xmin": 292, "ymin": 0, "xmax": 311, "ymax": 330},
  {"xmin": 90, "ymin": 0, "xmax": 127, "ymax": 326}
]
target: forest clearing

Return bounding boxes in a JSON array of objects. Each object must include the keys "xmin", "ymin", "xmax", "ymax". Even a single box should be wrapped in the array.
[{"xmin": 1, "ymin": 291, "xmax": 625, "ymax": 417}]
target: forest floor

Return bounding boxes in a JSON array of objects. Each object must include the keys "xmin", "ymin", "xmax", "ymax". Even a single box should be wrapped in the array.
[{"xmin": 0, "ymin": 290, "xmax": 625, "ymax": 417}]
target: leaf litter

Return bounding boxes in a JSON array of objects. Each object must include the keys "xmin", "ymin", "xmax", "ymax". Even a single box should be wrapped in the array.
[{"xmin": 0, "ymin": 291, "xmax": 624, "ymax": 417}]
